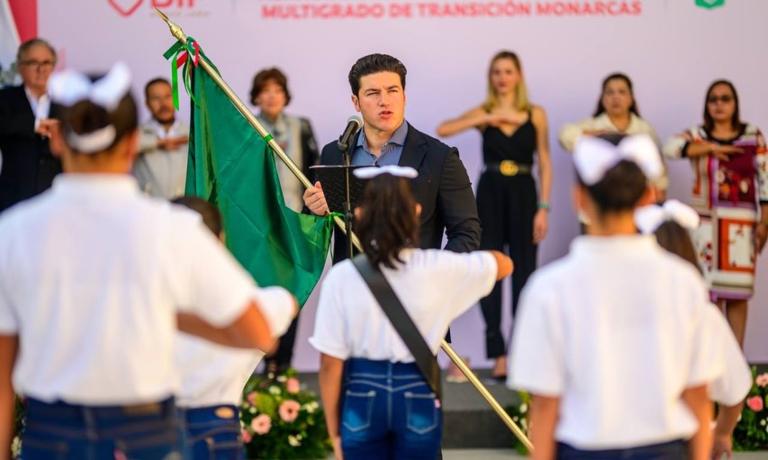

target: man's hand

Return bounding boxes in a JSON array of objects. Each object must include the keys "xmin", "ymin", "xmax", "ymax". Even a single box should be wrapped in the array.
[
  {"xmin": 303, "ymin": 181, "xmax": 329, "ymax": 216},
  {"xmin": 43, "ymin": 120, "xmax": 72, "ymax": 159},
  {"xmin": 35, "ymin": 118, "xmax": 58, "ymax": 138},
  {"xmin": 158, "ymin": 135, "xmax": 189, "ymax": 151}
]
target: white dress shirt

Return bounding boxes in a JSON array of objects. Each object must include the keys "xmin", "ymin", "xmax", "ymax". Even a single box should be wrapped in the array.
[
  {"xmin": 24, "ymin": 86, "xmax": 50, "ymax": 131},
  {"xmin": 310, "ymin": 249, "xmax": 496, "ymax": 362},
  {"xmin": 0, "ymin": 174, "xmax": 269, "ymax": 404},
  {"xmin": 508, "ymin": 235, "xmax": 722, "ymax": 449}
]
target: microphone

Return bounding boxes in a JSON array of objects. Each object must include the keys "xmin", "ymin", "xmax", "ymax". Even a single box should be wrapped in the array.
[{"xmin": 337, "ymin": 115, "xmax": 363, "ymax": 152}]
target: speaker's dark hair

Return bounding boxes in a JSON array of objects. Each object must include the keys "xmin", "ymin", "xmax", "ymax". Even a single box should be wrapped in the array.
[{"xmin": 348, "ymin": 53, "xmax": 407, "ymax": 96}]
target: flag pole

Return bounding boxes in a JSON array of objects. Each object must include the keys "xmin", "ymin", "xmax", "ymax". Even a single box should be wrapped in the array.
[
  {"xmin": 154, "ymin": 8, "xmax": 358, "ymax": 248},
  {"xmin": 155, "ymin": 9, "xmax": 532, "ymax": 453}
]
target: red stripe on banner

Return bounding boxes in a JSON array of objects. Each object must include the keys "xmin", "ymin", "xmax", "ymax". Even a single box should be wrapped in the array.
[{"xmin": 9, "ymin": 0, "xmax": 37, "ymax": 42}]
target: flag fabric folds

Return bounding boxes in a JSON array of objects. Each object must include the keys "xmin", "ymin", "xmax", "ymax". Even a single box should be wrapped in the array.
[{"xmin": 185, "ymin": 62, "xmax": 332, "ymax": 307}]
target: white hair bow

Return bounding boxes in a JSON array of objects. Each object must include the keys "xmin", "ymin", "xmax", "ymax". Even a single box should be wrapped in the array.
[
  {"xmin": 49, "ymin": 62, "xmax": 131, "ymax": 110},
  {"xmin": 47, "ymin": 62, "xmax": 132, "ymax": 154},
  {"xmin": 574, "ymin": 134, "xmax": 663, "ymax": 186},
  {"xmin": 354, "ymin": 165, "xmax": 418, "ymax": 179},
  {"xmin": 635, "ymin": 199, "xmax": 700, "ymax": 234}
]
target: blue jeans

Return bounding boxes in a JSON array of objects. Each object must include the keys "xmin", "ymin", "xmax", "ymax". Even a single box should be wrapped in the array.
[
  {"xmin": 341, "ymin": 358, "xmax": 442, "ymax": 460},
  {"xmin": 21, "ymin": 397, "xmax": 181, "ymax": 460},
  {"xmin": 177, "ymin": 404, "xmax": 244, "ymax": 460},
  {"xmin": 557, "ymin": 439, "xmax": 688, "ymax": 459}
]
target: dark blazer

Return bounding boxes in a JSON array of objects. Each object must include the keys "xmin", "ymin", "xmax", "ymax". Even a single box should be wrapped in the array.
[
  {"xmin": 0, "ymin": 85, "xmax": 62, "ymax": 213},
  {"xmin": 319, "ymin": 123, "xmax": 481, "ymax": 263}
]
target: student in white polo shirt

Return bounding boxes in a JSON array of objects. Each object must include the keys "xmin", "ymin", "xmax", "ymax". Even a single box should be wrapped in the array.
[
  {"xmin": 0, "ymin": 63, "xmax": 296, "ymax": 459},
  {"xmin": 508, "ymin": 134, "xmax": 721, "ymax": 460},
  {"xmin": 635, "ymin": 200, "xmax": 752, "ymax": 460},
  {"xmin": 171, "ymin": 196, "xmax": 283, "ymax": 460},
  {"xmin": 310, "ymin": 166, "xmax": 513, "ymax": 460}
]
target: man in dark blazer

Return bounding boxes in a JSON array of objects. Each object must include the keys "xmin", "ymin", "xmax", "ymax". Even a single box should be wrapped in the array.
[
  {"xmin": 0, "ymin": 38, "xmax": 62, "ymax": 213},
  {"xmin": 304, "ymin": 53, "xmax": 481, "ymax": 262}
]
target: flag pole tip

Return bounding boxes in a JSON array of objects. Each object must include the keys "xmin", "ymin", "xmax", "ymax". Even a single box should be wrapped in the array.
[{"xmin": 154, "ymin": 8, "xmax": 186, "ymax": 42}]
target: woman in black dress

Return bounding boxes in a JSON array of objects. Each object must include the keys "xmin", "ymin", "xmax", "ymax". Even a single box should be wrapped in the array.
[{"xmin": 437, "ymin": 50, "xmax": 552, "ymax": 380}]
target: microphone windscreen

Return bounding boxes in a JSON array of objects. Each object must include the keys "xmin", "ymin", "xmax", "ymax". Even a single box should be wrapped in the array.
[{"xmin": 347, "ymin": 115, "xmax": 363, "ymax": 128}]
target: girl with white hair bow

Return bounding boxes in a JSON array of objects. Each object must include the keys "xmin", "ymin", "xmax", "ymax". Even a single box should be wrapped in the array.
[
  {"xmin": 0, "ymin": 63, "xmax": 296, "ymax": 459},
  {"xmin": 508, "ymin": 133, "xmax": 721, "ymax": 460},
  {"xmin": 310, "ymin": 165, "xmax": 513, "ymax": 460},
  {"xmin": 636, "ymin": 199, "xmax": 751, "ymax": 460}
]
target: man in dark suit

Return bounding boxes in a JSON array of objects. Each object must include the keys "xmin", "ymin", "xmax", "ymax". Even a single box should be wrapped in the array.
[
  {"xmin": 0, "ymin": 38, "xmax": 62, "ymax": 213},
  {"xmin": 304, "ymin": 53, "xmax": 481, "ymax": 261}
]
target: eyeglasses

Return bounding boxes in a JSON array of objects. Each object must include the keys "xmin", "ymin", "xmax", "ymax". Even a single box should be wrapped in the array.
[
  {"xmin": 707, "ymin": 95, "xmax": 733, "ymax": 104},
  {"xmin": 20, "ymin": 60, "xmax": 55, "ymax": 71}
]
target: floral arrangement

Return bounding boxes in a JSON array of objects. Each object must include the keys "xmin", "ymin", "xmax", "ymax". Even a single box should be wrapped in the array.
[
  {"xmin": 733, "ymin": 368, "xmax": 768, "ymax": 451},
  {"xmin": 11, "ymin": 396, "xmax": 24, "ymax": 459},
  {"xmin": 504, "ymin": 391, "xmax": 530, "ymax": 455},
  {"xmin": 240, "ymin": 369, "xmax": 331, "ymax": 459}
]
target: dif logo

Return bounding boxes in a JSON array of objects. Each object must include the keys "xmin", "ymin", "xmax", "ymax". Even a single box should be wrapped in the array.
[{"xmin": 108, "ymin": 0, "xmax": 196, "ymax": 17}]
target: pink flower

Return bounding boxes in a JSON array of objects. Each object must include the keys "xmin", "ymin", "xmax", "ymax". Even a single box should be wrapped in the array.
[
  {"xmin": 246, "ymin": 392, "xmax": 258, "ymax": 405},
  {"xmin": 286, "ymin": 377, "xmax": 300, "ymax": 394},
  {"xmin": 251, "ymin": 414, "xmax": 272, "ymax": 435},
  {"xmin": 241, "ymin": 429, "xmax": 252, "ymax": 443},
  {"xmin": 746, "ymin": 396, "xmax": 764, "ymax": 412},
  {"xmin": 279, "ymin": 399, "xmax": 301, "ymax": 423},
  {"xmin": 756, "ymin": 373, "xmax": 768, "ymax": 388}
]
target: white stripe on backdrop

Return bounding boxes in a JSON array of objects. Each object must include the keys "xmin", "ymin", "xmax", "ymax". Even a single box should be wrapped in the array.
[{"xmin": 38, "ymin": 0, "xmax": 768, "ymax": 369}]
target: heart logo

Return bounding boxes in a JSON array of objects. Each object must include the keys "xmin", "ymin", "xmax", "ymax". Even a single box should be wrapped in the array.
[{"xmin": 108, "ymin": 0, "xmax": 144, "ymax": 17}]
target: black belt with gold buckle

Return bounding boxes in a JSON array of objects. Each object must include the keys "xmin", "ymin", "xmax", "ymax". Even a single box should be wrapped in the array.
[{"xmin": 484, "ymin": 160, "xmax": 532, "ymax": 176}]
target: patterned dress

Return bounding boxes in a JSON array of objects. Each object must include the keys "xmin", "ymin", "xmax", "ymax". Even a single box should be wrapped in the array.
[{"xmin": 664, "ymin": 124, "xmax": 768, "ymax": 301}]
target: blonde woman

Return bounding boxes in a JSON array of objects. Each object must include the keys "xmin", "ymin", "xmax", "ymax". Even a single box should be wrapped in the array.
[{"xmin": 437, "ymin": 50, "xmax": 551, "ymax": 380}]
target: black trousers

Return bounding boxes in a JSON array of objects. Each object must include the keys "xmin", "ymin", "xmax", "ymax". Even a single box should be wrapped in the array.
[{"xmin": 476, "ymin": 172, "xmax": 538, "ymax": 359}]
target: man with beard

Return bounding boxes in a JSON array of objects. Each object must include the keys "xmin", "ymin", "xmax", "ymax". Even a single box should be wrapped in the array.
[{"xmin": 133, "ymin": 77, "xmax": 189, "ymax": 199}]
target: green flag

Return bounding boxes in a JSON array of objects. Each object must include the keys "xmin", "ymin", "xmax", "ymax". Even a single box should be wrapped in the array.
[{"xmin": 185, "ymin": 62, "xmax": 332, "ymax": 307}]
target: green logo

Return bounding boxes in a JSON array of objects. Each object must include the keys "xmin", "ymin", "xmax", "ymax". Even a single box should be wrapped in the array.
[{"xmin": 695, "ymin": 0, "xmax": 725, "ymax": 9}]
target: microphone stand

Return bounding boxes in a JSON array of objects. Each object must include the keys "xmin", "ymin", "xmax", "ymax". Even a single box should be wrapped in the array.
[{"xmin": 340, "ymin": 138, "xmax": 355, "ymax": 260}]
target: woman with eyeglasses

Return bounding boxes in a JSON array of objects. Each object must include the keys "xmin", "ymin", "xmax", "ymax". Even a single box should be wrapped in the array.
[{"xmin": 663, "ymin": 80, "xmax": 768, "ymax": 347}]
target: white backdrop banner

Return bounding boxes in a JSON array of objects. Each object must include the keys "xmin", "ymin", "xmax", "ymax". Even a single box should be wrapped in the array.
[{"xmin": 38, "ymin": 0, "xmax": 768, "ymax": 368}]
